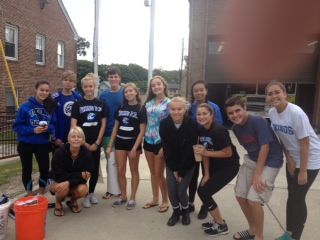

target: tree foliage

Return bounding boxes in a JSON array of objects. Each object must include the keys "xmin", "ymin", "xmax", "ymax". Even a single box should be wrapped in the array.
[
  {"xmin": 76, "ymin": 60, "xmax": 179, "ymax": 94},
  {"xmin": 77, "ymin": 37, "xmax": 91, "ymax": 56}
]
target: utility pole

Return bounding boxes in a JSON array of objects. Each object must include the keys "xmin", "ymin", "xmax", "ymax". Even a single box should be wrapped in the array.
[
  {"xmin": 93, "ymin": 0, "xmax": 100, "ymax": 97},
  {"xmin": 179, "ymin": 38, "xmax": 184, "ymax": 84},
  {"xmin": 144, "ymin": 0, "xmax": 155, "ymax": 89}
]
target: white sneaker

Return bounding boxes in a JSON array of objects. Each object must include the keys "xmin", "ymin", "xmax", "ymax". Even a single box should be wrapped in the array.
[
  {"xmin": 89, "ymin": 193, "xmax": 98, "ymax": 204},
  {"xmin": 82, "ymin": 195, "xmax": 91, "ymax": 208}
]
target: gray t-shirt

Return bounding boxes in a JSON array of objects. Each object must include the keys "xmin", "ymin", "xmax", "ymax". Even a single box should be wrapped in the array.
[{"xmin": 232, "ymin": 115, "xmax": 283, "ymax": 168}]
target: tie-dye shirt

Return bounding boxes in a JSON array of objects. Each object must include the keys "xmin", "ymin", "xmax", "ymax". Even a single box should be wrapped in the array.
[{"xmin": 145, "ymin": 97, "xmax": 171, "ymax": 144}]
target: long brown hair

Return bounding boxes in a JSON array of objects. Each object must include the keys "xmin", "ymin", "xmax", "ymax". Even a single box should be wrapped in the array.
[
  {"xmin": 145, "ymin": 76, "xmax": 169, "ymax": 104},
  {"xmin": 35, "ymin": 80, "xmax": 55, "ymax": 114}
]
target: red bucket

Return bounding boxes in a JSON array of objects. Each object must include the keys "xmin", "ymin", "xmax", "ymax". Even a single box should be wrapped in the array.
[{"xmin": 14, "ymin": 196, "xmax": 48, "ymax": 240}]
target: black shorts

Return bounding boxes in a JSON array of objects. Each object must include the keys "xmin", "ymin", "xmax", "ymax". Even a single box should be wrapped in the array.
[
  {"xmin": 143, "ymin": 139, "xmax": 162, "ymax": 155},
  {"xmin": 115, "ymin": 137, "xmax": 142, "ymax": 152}
]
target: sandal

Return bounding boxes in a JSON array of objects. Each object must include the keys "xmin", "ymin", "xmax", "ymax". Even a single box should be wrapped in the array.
[
  {"xmin": 54, "ymin": 208, "xmax": 65, "ymax": 217},
  {"xmin": 158, "ymin": 205, "xmax": 170, "ymax": 213},
  {"xmin": 102, "ymin": 192, "xmax": 113, "ymax": 199},
  {"xmin": 142, "ymin": 202, "xmax": 159, "ymax": 209},
  {"xmin": 66, "ymin": 200, "xmax": 81, "ymax": 213},
  {"xmin": 233, "ymin": 230, "xmax": 255, "ymax": 240}
]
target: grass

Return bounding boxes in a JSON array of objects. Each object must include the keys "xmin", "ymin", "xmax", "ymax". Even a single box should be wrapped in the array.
[{"xmin": 0, "ymin": 158, "xmax": 39, "ymax": 186}]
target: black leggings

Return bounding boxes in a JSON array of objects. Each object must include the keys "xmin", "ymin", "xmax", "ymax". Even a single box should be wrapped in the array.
[
  {"xmin": 286, "ymin": 166, "xmax": 319, "ymax": 240},
  {"xmin": 198, "ymin": 164, "xmax": 239, "ymax": 211},
  {"xmin": 88, "ymin": 147, "xmax": 101, "ymax": 193},
  {"xmin": 18, "ymin": 142, "xmax": 49, "ymax": 191},
  {"xmin": 188, "ymin": 161, "xmax": 201, "ymax": 203}
]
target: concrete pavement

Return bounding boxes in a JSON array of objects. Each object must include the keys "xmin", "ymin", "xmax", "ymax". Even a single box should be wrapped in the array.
[{"xmin": 5, "ymin": 131, "xmax": 320, "ymax": 240}]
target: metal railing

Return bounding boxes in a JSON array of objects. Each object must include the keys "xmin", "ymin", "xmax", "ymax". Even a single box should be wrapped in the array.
[{"xmin": 0, "ymin": 111, "xmax": 18, "ymax": 160}]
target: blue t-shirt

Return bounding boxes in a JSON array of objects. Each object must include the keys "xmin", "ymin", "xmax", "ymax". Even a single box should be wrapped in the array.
[
  {"xmin": 99, "ymin": 88, "xmax": 123, "ymax": 136},
  {"xmin": 232, "ymin": 115, "xmax": 283, "ymax": 168},
  {"xmin": 190, "ymin": 101, "xmax": 224, "ymax": 125}
]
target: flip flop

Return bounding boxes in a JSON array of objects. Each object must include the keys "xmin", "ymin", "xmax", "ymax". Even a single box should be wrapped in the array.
[
  {"xmin": 102, "ymin": 192, "xmax": 113, "ymax": 199},
  {"xmin": 54, "ymin": 208, "xmax": 65, "ymax": 217},
  {"xmin": 66, "ymin": 200, "xmax": 81, "ymax": 213},
  {"xmin": 158, "ymin": 205, "xmax": 170, "ymax": 213},
  {"xmin": 233, "ymin": 230, "xmax": 255, "ymax": 240},
  {"xmin": 142, "ymin": 202, "xmax": 159, "ymax": 209}
]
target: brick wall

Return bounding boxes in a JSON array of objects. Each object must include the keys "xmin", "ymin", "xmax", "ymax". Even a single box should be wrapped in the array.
[{"xmin": 0, "ymin": 0, "xmax": 77, "ymax": 111}]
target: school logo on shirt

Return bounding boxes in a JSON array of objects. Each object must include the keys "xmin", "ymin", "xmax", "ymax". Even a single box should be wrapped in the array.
[
  {"xmin": 83, "ymin": 113, "xmax": 98, "ymax": 127},
  {"xmin": 123, "ymin": 117, "xmax": 130, "ymax": 126},
  {"xmin": 87, "ymin": 113, "xmax": 96, "ymax": 121},
  {"xmin": 63, "ymin": 101, "xmax": 74, "ymax": 117},
  {"xmin": 272, "ymin": 124, "xmax": 294, "ymax": 135}
]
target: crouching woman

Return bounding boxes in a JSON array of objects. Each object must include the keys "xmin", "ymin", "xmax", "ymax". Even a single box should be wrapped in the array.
[{"xmin": 48, "ymin": 127, "xmax": 94, "ymax": 216}]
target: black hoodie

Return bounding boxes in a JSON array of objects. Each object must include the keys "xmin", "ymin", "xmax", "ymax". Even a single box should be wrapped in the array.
[
  {"xmin": 48, "ymin": 143, "xmax": 95, "ymax": 187},
  {"xmin": 159, "ymin": 115, "xmax": 198, "ymax": 177}
]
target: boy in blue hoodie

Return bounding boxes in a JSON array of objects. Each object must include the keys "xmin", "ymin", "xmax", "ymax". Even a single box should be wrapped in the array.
[{"xmin": 51, "ymin": 70, "xmax": 81, "ymax": 151}]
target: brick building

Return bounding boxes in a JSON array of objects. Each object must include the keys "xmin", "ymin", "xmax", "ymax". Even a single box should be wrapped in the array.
[
  {"xmin": 187, "ymin": 0, "xmax": 320, "ymax": 130},
  {"xmin": 0, "ymin": 0, "xmax": 78, "ymax": 112}
]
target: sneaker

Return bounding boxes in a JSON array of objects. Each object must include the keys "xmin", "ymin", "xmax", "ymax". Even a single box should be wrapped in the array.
[
  {"xmin": 112, "ymin": 198, "xmax": 127, "ymax": 208},
  {"xmin": 201, "ymin": 219, "xmax": 216, "ymax": 229},
  {"xmin": 275, "ymin": 232, "xmax": 292, "ymax": 240},
  {"xmin": 204, "ymin": 222, "xmax": 229, "ymax": 237},
  {"xmin": 126, "ymin": 200, "xmax": 136, "ymax": 210},
  {"xmin": 89, "ymin": 193, "xmax": 98, "ymax": 204},
  {"xmin": 198, "ymin": 205, "xmax": 208, "ymax": 219},
  {"xmin": 82, "ymin": 195, "xmax": 91, "ymax": 208}
]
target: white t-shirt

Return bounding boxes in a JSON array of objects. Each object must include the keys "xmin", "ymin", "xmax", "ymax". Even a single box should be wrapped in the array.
[{"xmin": 269, "ymin": 103, "xmax": 320, "ymax": 169}]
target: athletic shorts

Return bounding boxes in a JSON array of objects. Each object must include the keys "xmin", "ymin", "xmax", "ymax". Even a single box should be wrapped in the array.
[
  {"xmin": 143, "ymin": 139, "xmax": 162, "ymax": 155},
  {"xmin": 115, "ymin": 137, "xmax": 142, "ymax": 152},
  {"xmin": 234, "ymin": 154, "xmax": 280, "ymax": 204}
]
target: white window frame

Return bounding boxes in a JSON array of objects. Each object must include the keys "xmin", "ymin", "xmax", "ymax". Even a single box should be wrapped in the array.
[
  {"xmin": 57, "ymin": 42, "xmax": 65, "ymax": 68},
  {"xmin": 5, "ymin": 24, "xmax": 18, "ymax": 60},
  {"xmin": 6, "ymin": 90, "xmax": 18, "ymax": 112},
  {"xmin": 36, "ymin": 35, "xmax": 45, "ymax": 65}
]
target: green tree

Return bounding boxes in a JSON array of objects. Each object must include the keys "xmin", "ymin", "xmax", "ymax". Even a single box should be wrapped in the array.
[
  {"xmin": 77, "ymin": 37, "xmax": 91, "ymax": 56},
  {"xmin": 153, "ymin": 68, "xmax": 179, "ymax": 83},
  {"xmin": 128, "ymin": 64, "xmax": 148, "ymax": 81},
  {"xmin": 77, "ymin": 60, "xmax": 93, "ymax": 93}
]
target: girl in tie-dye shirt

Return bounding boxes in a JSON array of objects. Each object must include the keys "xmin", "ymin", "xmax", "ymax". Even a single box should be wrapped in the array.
[{"xmin": 143, "ymin": 76, "xmax": 171, "ymax": 213}]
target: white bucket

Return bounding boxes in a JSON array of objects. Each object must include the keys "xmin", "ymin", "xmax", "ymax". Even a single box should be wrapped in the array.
[
  {"xmin": 0, "ymin": 199, "xmax": 12, "ymax": 240},
  {"xmin": 107, "ymin": 149, "xmax": 121, "ymax": 195}
]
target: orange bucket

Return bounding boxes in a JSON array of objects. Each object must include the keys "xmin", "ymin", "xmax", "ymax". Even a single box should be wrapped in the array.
[{"xmin": 14, "ymin": 196, "xmax": 48, "ymax": 240}]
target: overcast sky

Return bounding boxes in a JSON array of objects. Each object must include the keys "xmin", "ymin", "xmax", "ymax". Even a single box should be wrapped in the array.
[{"xmin": 62, "ymin": 0, "xmax": 190, "ymax": 70}]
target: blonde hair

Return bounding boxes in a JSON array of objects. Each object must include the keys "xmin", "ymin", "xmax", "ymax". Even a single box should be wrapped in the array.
[
  {"xmin": 68, "ymin": 126, "xmax": 86, "ymax": 144},
  {"xmin": 145, "ymin": 76, "xmax": 169, "ymax": 104},
  {"xmin": 81, "ymin": 73, "xmax": 97, "ymax": 87},
  {"xmin": 124, "ymin": 82, "xmax": 141, "ymax": 104},
  {"xmin": 62, "ymin": 70, "xmax": 76, "ymax": 82},
  {"xmin": 170, "ymin": 96, "xmax": 189, "ymax": 111}
]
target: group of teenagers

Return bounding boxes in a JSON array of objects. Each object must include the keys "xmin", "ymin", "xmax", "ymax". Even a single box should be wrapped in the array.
[{"xmin": 13, "ymin": 66, "xmax": 320, "ymax": 240}]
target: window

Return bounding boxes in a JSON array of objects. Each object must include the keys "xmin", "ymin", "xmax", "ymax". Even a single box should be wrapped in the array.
[
  {"xmin": 208, "ymin": 41, "xmax": 225, "ymax": 55},
  {"xmin": 6, "ymin": 90, "xmax": 18, "ymax": 112},
  {"xmin": 57, "ymin": 42, "xmax": 64, "ymax": 68},
  {"xmin": 5, "ymin": 25, "xmax": 18, "ymax": 60},
  {"xmin": 36, "ymin": 35, "xmax": 45, "ymax": 64}
]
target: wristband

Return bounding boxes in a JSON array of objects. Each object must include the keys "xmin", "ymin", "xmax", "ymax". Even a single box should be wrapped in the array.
[{"xmin": 94, "ymin": 142, "xmax": 99, "ymax": 147}]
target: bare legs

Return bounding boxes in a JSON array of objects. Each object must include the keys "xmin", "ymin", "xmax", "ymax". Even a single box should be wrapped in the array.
[
  {"xmin": 145, "ymin": 150, "xmax": 169, "ymax": 208},
  {"xmin": 50, "ymin": 182, "xmax": 88, "ymax": 215},
  {"xmin": 236, "ymin": 196, "xmax": 264, "ymax": 240},
  {"xmin": 116, "ymin": 150, "xmax": 140, "ymax": 201}
]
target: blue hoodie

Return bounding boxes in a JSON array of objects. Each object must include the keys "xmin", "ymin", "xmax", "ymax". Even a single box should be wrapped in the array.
[{"xmin": 13, "ymin": 97, "xmax": 57, "ymax": 144}]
